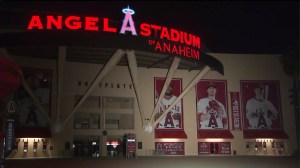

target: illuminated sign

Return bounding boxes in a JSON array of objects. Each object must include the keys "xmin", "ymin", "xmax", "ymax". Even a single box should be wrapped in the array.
[
  {"xmin": 155, "ymin": 142, "xmax": 185, "ymax": 155},
  {"xmin": 5, "ymin": 119, "xmax": 15, "ymax": 157},
  {"xmin": 27, "ymin": 6, "xmax": 201, "ymax": 61}
]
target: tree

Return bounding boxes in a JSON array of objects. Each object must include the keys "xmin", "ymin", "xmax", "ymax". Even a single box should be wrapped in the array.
[{"xmin": 279, "ymin": 43, "xmax": 299, "ymax": 156}]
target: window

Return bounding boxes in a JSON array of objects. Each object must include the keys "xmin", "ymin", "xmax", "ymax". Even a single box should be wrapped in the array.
[
  {"xmin": 74, "ymin": 95, "xmax": 100, "ymax": 108},
  {"xmin": 103, "ymin": 96, "xmax": 134, "ymax": 130},
  {"xmin": 73, "ymin": 95, "xmax": 101, "ymax": 129},
  {"xmin": 74, "ymin": 113, "xmax": 100, "ymax": 129}
]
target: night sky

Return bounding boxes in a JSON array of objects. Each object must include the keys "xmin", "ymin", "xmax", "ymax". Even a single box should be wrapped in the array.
[{"xmin": 0, "ymin": 1, "xmax": 298, "ymax": 54}]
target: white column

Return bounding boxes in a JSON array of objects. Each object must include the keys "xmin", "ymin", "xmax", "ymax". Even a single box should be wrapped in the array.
[
  {"xmin": 145, "ymin": 57, "xmax": 180, "ymax": 132},
  {"xmin": 126, "ymin": 50, "xmax": 146, "ymax": 127},
  {"xmin": 52, "ymin": 46, "xmax": 66, "ymax": 133}
]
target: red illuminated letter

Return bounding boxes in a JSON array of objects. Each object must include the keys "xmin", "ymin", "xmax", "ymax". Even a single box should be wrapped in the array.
[
  {"xmin": 103, "ymin": 18, "xmax": 117, "ymax": 33},
  {"xmin": 46, "ymin": 15, "xmax": 62, "ymax": 29},
  {"xmin": 151, "ymin": 25, "xmax": 161, "ymax": 37},
  {"xmin": 150, "ymin": 25, "xmax": 161, "ymax": 31},
  {"xmin": 140, "ymin": 23, "xmax": 151, "ymax": 36},
  {"xmin": 160, "ymin": 27, "xmax": 170, "ymax": 40},
  {"xmin": 193, "ymin": 36, "xmax": 201, "ymax": 49},
  {"xmin": 27, "ymin": 16, "xmax": 43, "ymax": 29},
  {"xmin": 65, "ymin": 16, "xmax": 82, "ymax": 30},
  {"xmin": 85, "ymin": 17, "xmax": 99, "ymax": 31},
  {"xmin": 170, "ymin": 29, "xmax": 180, "ymax": 42}
]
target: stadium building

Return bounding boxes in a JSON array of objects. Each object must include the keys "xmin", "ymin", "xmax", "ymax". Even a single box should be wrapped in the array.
[{"xmin": 0, "ymin": 5, "xmax": 297, "ymax": 158}]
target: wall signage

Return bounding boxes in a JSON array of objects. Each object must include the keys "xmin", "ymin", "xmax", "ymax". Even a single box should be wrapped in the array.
[
  {"xmin": 230, "ymin": 92, "xmax": 241, "ymax": 130},
  {"xmin": 155, "ymin": 142, "xmax": 184, "ymax": 155},
  {"xmin": 27, "ymin": 6, "xmax": 201, "ymax": 61}
]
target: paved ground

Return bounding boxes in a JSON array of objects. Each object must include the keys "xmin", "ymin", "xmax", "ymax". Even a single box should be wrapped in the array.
[{"xmin": 4, "ymin": 156, "xmax": 299, "ymax": 168}]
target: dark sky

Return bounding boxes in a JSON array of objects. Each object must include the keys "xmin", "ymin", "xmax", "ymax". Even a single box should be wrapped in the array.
[{"xmin": 1, "ymin": 1, "xmax": 299, "ymax": 54}]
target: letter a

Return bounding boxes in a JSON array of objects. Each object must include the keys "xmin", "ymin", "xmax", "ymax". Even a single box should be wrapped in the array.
[
  {"xmin": 27, "ymin": 16, "xmax": 44, "ymax": 29},
  {"xmin": 120, "ymin": 9, "xmax": 137, "ymax": 35},
  {"xmin": 208, "ymin": 114, "xmax": 218, "ymax": 128},
  {"xmin": 26, "ymin": 105, "xmax": 38, "ymax": 125},
  {"xmin": 164, "ymin": 112, "xmax": 174, "ymax": 128},
  {"xmin": 257, "ymin": 113, "xmax": 267, "ymax": 128}
]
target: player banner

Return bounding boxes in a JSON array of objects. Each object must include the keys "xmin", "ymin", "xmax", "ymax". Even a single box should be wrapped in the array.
[
  {"xmin": 241, "ymin": 80, "xmax": 282, "ymax": 129},
  {"xmin": 154, "ymin": 77, "xmax": 187, "ymax": 138},
  {"xmin": 241, "ymin": 80, "xmax": 288, "ymax": 138},
  {"xmin": 15, "ymin": 67, "xmax": 52, "ymax": 128},
  {"xmin": 230, "ymin": 92, "xmax": 241, "ymax": 130},
  {"xmin": 196, "ymin": 80, "xmax": 233, "ymax": 138}
]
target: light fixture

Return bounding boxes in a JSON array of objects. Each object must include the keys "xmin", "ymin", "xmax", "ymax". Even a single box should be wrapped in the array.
[{"xmin": 254, "ymin": 142, "xmax": 258, "ymax": 150}]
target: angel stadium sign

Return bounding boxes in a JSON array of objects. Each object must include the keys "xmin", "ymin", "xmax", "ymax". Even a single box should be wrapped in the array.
[{"xmin": 26, "ymin": 6, "xmax": 201, "ymax": 61}]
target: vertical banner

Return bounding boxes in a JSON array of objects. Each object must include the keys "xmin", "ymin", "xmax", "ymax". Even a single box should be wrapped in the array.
[
  {"xmin": 154, "ymin": 77, "xmax": 186, "ymax": 138},
  {"xmin": 241, "ymin": 80, "xmax": 282, "ymax": 129},
  {"xmin": 126, "ymin": 133, "xmax": 136, "ymax": 153},
  {"xmin": 154, "ymin": 78, "xmax": 182, "ymax": 129},
  {"xmin": 230, "ymin": 92, "xmax": 241, "ymax": 130},
  {"xmin": 127, "ymin": 141, "xmax": 136, "ymax": 153},
  {"xmin": 15, "ymin": 67, "xmax": 52, "ymax": 127},
  {"xmin": 196, "ymin": 80, "xmax": 233, "ymax": 138},
  {"xmin": 196, "ymin": 80, "xmax": 228, "ymax": 130},
  {"xmin": 4, "ymin": 119, "xmax": 15, "ymax": 157},
  {"xmin": 241, "ymin": 80, "xmax": 288, "ymax": 139}
]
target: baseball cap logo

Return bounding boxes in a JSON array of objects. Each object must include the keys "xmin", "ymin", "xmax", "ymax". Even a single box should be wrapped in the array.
[{"xmin": 207, "ymin": 81, "xmax": 216, "ymax": 89}]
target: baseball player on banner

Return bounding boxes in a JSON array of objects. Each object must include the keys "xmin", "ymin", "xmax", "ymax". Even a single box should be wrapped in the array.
[
  {"xmin": 245, "ymin": 83, "xmax": 278, "ymax": 129},
  {"xmin": 197, "ymin": 81, "xmax": 228, "ymax": 129},
  {"xmin": 155, "ymin": 83, "xmax": 182, "ymax": 129}
]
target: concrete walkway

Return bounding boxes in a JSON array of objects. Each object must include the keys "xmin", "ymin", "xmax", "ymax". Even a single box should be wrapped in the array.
[{"xmin": 4, "ymin": 156, "xmax": 299, "ymax": 168}]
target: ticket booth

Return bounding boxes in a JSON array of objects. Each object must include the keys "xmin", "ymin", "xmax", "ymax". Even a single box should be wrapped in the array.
[
  {"xmin": 23, "ymin": 139, "xmax": 28, "ymax": 153},
  {"xmin": 42, "ymin": 139, "xmax": 47, "ymax": 152},
  {"xmin": 33, "ymin": 139, "xmax": 38, "ymax": 152}
]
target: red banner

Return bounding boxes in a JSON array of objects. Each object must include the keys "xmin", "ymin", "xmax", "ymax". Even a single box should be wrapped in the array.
[
  {"xmin": 230, "ymin": 92, "xmax": 241, "ymax": 130},
  {"xmin": 154, "ymin": 78, "xmax": 187, "ymax": 138},
  {"xmin": 241, "ymin": 80, "xmax": 282, "ymax": 129},
  {"xmin": 241, "ymin": 80, "xmax": 288, "ymax": 139},
  {"xmin": 127, "ymin": 142, "xmax": 136, "ymax": 153},
  {"xmin": 196, "ymin": 80, "xmax": 233, "ymax": 139},
  {"xmin": 15, "ymin": 67, "xmax": 52, "ymax": 128},
  {"xmin": 126, "ymin": 133, "xmax": 136, "ymax": 153},
  {"xmin": 155, "ymin": 142, "xmax": 184, "ymax": 155}
]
